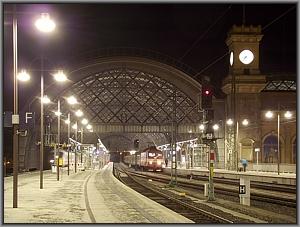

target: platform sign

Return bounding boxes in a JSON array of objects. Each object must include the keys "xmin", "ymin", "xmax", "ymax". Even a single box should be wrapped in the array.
[
  {"xmin": 206, "ymin": 133, "xmax": 213, "ymax": 139},
  {"xmin": 55, "ymin": 158, "xmax": 63, "ymax": 167},
  {"xmin": 19, "ymin": 111, "xmax": 35, "ymax": 130},
  {"xmin": 239, "ymin": 185, "xmax": 246, "ymax": 194}
]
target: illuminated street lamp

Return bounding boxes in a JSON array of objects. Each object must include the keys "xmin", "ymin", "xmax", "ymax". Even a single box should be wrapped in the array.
[
  {"xmin": 264, "ymin": 110, "xmax": 293, "ymax": 175},
  {"xmin": 81, "ymin": 118, "xmax": 88, "ymax": 125},
  {"xmin": 75, "ymin": 109, "xmax": 83, "ymax": 117},
  {"xmin": 199, "ymin": 124, "xmax": 205, "ymax": 131},
  {"xmin": 53, "ymin": 70, "xmax": 67, "ymax": 82},
  {"xmin": 86, "ymin": 124, "xmax": 92, "ymax": 130},
  {"xmin": 265, "ymin": 111, "xmax": 274, "ymax": 119},
  {"xmin": 226, "ymin": 118, "xmax": 233, "ymax": 126},
  {"xmin": 226, "ymin": 118, "xmax": 249, "ymax": 171},
  {"xmin": 17, "ymin": 70, "xmax": 30, "ymax": 81},
  {"xmin": 212, "ymin": 124, "xmax": 219, "ymax": 131},
  {"xmin": 284, "ymin": 111, "xmax": 292, "ymax": 119},
  {"xmin": 242, "ymin": 119, "xmax": 249, "ymax": 126},
  {"xmin": 67, "ymin": 96, "xmax": 78, "ymax": 105},
  {"xmin": 35, "ymin": 13, "xmax": 56, "ymax": 33},
  {"xmin": 54, "ymin": 110, "xmax": 62, "ymax": 116}
]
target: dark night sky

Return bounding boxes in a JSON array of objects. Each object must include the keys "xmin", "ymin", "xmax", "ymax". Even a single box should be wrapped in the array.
[{"xmin": 3, "ymin": 3, "xmax": 297, "ymax": 112}]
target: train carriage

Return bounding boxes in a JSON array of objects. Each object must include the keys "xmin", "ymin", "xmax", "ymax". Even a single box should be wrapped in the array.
[{"xmin": 124, "ymin": 146, "xmax": 165, "ymax": 171}]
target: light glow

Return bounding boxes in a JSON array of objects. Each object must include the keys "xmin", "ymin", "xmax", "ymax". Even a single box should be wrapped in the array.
[
  {"xmin": 265, "ymin": 111, "xmax": 274, "ymax": 119},
  {"xmin": 35, "ymin": 13, "xmax": 56, "ymax": 33},
  {"xmin": 67, "ymin": 96, "xmax": 78, "ymax": 105},
  {"xmin": 75, "ymin": 109, "xmax": 83, "ymax": 117},
  {"xmin": 17, "ymin": 70, "xmax": 30, "ymax": 81},
  {"xmin": 212, "ymin": 124, "xmax": 219, "ymax": 131},
  {"xmin": 284, "ymin": 111, "xmax": 292, "ymax": 119},
  {"xmin": 86, "ymin": 124, "xmax": 92, "ymax": 130},
  {"xmin": 239, "ymin": 49, "xmax": 254, "ymax": 64},
  {"xmin": 41, "ymin": 95, "xmax": 51, "ymax": 104},
  {"xmin": 54, "ymin": 111, "xmax": 62, "ymax": 116},
  {"xmin": 72, "ymin": 123, "xmax": 77, "ymax": 130},
  {"xmin": 226, "ymin": 119, "xmax": 233, "ymax": 125},
  {"xmin": 199, "ymin": 124, "xmax": 205, "ymax": 130},
  {"xmin": 81, "ymin": 118, "xmax": 88, "ymax": 125},
  {"xmin": 242, "ymin": 119, "xmax": 249, "ymax": 126},
  {"xmin": 53, "ymin": 70, "xmax": 67, "ymax": 82},
  {"xmin": 230, "ymin": 51, "xmax": 233, "ymax": 66},
  {"xmin": 64, "ymin": 119, "xmax": 70, "ymax": 124}
]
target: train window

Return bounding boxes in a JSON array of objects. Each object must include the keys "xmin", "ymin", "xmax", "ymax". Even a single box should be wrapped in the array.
[{"xmin": 148, "ymin": 152, "xmax": 162, "ymax": 157}]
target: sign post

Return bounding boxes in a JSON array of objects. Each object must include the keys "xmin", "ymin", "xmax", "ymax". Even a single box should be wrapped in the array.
[
  {"xmin": 208, "ymin": 148, "xmax": 215, "ymax": 201},
  {"xmin": 239, "ymin": 177, "xmax": 250, "ymax": 206},
  {"xmin": 254, "ymin": 148, "xmax": 260, "ymax": 171}
]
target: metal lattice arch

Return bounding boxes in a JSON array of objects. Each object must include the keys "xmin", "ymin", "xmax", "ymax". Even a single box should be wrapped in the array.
[{"xmin": 59, "ymin": 57, "xmax": 203, "ymax": 134}]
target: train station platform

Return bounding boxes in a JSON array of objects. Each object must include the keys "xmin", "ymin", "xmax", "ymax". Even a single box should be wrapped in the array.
[
  {"xmin": 3, "ymin": 163, "xmax": 193, "ymax": 223},
  {"xmin": 163, "ymin": 167, "xmax": 296, "ymax": 185}
]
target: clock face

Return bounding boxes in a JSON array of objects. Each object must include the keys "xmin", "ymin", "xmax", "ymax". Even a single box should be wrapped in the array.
[
  {"xmin": 239, "ymin": 49, "xmax": 254, "ymax": 64},
  {"xmin": 230, "ymin": 51, "xmax": 234, "ymax": 66}
]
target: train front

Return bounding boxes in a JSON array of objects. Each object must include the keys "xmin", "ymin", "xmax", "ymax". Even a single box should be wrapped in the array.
[{"xmin": 147, "ymin": 147, "xmax": 165, "ymax": 171}]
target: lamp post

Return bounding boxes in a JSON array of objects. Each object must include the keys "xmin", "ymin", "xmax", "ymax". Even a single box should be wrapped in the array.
[
  {"xmin": 226, "ymin": 118, "xmax": 249, "ymax": 171},
  {"xmin": 75, "ymin": 121, "xmax": 78, "ymax": 173},
  {"xmin": 65, "ymin": 113, "xmax": 71, "ymax": 175},
  {"xmin": 65, "ymin": 95, "xmax": 78, "ymax": 175},
  {"xmin": 10, "ymin": 10, "xmax": 56, "ymax": 205},
  {"xmin": 40, "ymin": 58, "xmax": 44, "ymax": 189},
  {"xmin": 54, "ymin": 99, "xmax": 61, "ymax": 181},
  {"xmin": 12, "ymin": 8, "xmax": 18, "ymax": 208},
  {"xmin": 265, "ymin": 110, "xmax": 293, "ymax": 175},
  {"xmin": 81, "ymin": 118, "xmax": 88, "ymax": 164},
  {"xmin": 74, "ymin": 109, "xmax": 83, "ymax": 172},
  {"xmin": 36, "ymin": 13, "xmax": 56, "ymax": 189},
  {"xmin": 277, "ymin": 113, "xmax": 280, "ymax": 175}
]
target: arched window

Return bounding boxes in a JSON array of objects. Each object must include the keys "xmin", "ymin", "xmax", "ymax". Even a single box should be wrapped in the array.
[
  {"xmin": 293, "ymin": 139, "xmax": 296, "ymax": 164},
  {"xmin": 263, "ymin": 135, "xmax": 281, "ymax": 163}
]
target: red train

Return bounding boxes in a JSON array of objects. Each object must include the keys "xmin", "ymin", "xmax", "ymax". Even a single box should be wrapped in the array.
[{"xmin": 124, "ymin": 146, "xmax": 165, "ymax": 171}]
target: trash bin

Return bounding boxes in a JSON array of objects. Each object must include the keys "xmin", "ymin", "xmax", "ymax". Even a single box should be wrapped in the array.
[{"xmin": 51, "ymin": 165, "xmax": 57, "ymax": 173}]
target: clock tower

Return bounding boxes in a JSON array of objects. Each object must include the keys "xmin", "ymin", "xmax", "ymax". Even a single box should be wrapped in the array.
[
  {"xmin": 222, "ymin": 24, "xmax": 267, "ymax": 171},
  {"xmin": 226, "ymin": 24, "xmax": 263, "ymax": 75},
  {"xmin": 222, "ymin": 24, "xmax": 267, "ymax": 94}
]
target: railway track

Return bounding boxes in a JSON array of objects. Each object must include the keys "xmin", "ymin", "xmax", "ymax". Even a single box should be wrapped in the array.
[
  {"xmin": 113, "ymin": 164, "xmax": 234, "ymax": 224},
  {"xmin": 124, "ymin": 167, "xmax": 296, "ymax": 208}
]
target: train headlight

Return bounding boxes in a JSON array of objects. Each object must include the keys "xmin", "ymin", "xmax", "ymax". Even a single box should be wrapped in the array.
[
  {"xmin": 157, "ymin": 161, "xmax": 161, "ymax": 165},
  {"xmin": 149, "ymin": 161, "xmax": 153, "ymax": 165}
]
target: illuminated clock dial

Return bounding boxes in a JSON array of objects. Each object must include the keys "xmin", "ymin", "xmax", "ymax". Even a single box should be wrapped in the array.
[
  {"xmin": 239, "ymin": 49, "xmax": 254, "ymax": 64},
  {"xmin": 230, "ymin": 51, "xmax": 234, "ymax": 66}
]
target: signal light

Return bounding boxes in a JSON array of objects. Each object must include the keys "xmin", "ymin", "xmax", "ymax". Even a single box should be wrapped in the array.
[
  {"xmin": 201, "ymin": 86, "xmax": 213, "ymax": 109},
  {"xmin": 134, "ymin": 139, "xmax": 140, "ymax": 149}
]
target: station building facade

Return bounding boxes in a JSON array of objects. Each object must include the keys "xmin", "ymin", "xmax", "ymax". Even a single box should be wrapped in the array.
[{"xmin": 218, "ymin": 25, "xmax": 296, "ymax": 171}]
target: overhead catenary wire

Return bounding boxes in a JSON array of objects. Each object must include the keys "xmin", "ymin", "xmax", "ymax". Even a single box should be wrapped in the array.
[
  {"xmin": 179, "ymin": 5, "xmax": 232, "ymax": 61},
  {"xmin": 192, "ymin": 52, "xmax": 229, "ymax": 79},
  {"xmin": 192, "ymin": 5, "xmax": 295, "ymax": 81},
  {"xmin": 262, "ymin": 6, "xmax": 296, "ymax": 31}
]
